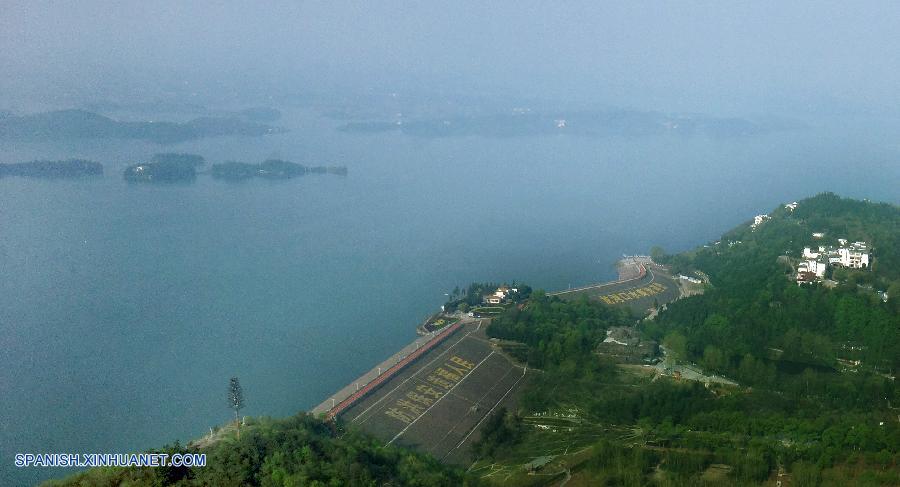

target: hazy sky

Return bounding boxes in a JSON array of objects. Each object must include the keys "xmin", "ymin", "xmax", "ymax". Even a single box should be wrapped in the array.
[{"xmin": 3, "ymin": 1, "xmax": 900, "ymax": 115}]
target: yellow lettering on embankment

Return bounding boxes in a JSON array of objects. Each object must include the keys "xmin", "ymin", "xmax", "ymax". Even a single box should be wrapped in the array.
[
  {"xmin": 383, "ymin": 355, "xmax": 475, "ymax": 424},
  {"xmin": 598, "ymin": 282, "xmax": 667, "ymax": 305}
]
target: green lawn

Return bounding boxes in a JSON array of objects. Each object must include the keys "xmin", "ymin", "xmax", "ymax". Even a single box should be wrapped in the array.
[{"xmin": 471, "ymin": 306, "xmax": 507, "ymax": 316}]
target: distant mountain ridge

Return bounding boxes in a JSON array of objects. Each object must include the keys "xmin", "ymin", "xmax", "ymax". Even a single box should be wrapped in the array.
[
  {"xmin": 338, "ymin": 109, "xmax": 799, "ymax": 138},
  {"xmin": 0, "ymin": 109, "xmax": 284, "ymax": 144}
]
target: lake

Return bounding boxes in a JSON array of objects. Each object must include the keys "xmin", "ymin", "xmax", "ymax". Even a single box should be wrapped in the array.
[{"xmin": 1, "ymin": 108, "xmax": 898, "ymax": 485}]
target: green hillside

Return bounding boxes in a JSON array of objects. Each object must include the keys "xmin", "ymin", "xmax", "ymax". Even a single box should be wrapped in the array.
[
  {"xmin": 650, "ymin": 192, "xmax": 900, "ymax": 378},
  {"xmin": 44, "ymin": 415, "xmax": 474, "ymax": 487},
  {"xmin": 477, "ymin": 193, "xmax": 899, "ymax": 485}
]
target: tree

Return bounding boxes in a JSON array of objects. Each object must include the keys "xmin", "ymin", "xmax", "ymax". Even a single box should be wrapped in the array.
[
  {"xmin": 888, "ymin": 280, "xmax": 900, "ymax": 313},
  {"xmin": 663, "ymin": 331, "xmax": 688, "ymax": 362},
  {"xmin": 702, "ymin": 345, "xmax": 726, "ymax": 373},
  {"xmin": 228, "ymin": 377, "xmax": 245, "ymax": 432}
]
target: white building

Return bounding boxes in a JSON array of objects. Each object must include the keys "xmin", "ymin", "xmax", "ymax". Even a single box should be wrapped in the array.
[
  {"xmin": 797, "ymin": 259, "xmax": 827, "ymax": 278},
  {"xmin": 751, "ymin": 214, "xmax": 770, "ymax": 229},
  {"xmin": 785, "ymin": 202, "xmax": 799, "ymax": 212},
  {"xmin": 484, "ymin": 286, "xmax": 513, "ymax": 305},
  {"xmin": 838, "ymin": 242, "xmax": 870, "ymax": 269},
  {"xmin": 678, "ymin": 274, "xmax": 702, "ymax": 284},
  {"xmin": 795, "ymin": 239, "xmax": 870, "ymax": 285},
  {"xmin": 809, "ymin": 260, "xmax": 827, "ymax": 277}
]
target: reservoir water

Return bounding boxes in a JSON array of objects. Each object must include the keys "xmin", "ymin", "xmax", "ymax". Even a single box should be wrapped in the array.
[{"xmin": 1, "ymin": 109, "xmax": 898, "ymax": 485}]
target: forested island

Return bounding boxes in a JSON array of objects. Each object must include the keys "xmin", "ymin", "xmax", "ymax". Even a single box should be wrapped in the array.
[
  {"xmin": 211, "ymin": 160, "xmax": 348, "ymax": 180},
  {"xmin": 123, "ymin": 153, "xmax": 205, "ymax": 183},
  {"xmin": 2, "ymin": 153, "xmax": 347, "ymax": 183},
  {"xmin": 0, "ymin": 159, "xmax": 102, "ymax": 178},
  {"xmin": 123, "ymin": 154, "xmax": 348, "ymax": 182},
  {"xmin": 46, "ymin": 193, "xmax": 898, "ymax": 486},
  {"xmin": 0, "ymin": 109, "xmax": 283, "ymax": 144}
]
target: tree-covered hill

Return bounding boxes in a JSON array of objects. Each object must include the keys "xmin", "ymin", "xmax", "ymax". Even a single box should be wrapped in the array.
[
  {"xmin": 648, "ymin": 193, "xmax": 900, "ymax": 380},
  {"xmin": 477, "ymin": 193, "xmax": 899, "ymax": 485},
  {"xmin": 44, "ymin": 415, "xmax": 475, "ymax": 487}
]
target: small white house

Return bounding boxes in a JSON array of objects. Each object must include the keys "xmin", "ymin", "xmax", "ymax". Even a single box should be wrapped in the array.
[
  {"xmin": 485, "ymin": 286, "xmax": 512, "ymax": 305},
  {"xmin": 751, "ymin": 214, "xmax": 770, "ymax": 229},
  {"xmin": 678, "ymin": 274, "xmax": 702, "ymax": 284}
]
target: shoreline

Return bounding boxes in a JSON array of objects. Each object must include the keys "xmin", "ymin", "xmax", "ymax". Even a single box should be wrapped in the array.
[
  {"xmin": 310, "ymin": 320, "xmax": 472, "ymax": 417},
  {"xmin": 312, "ymin": 256, "xmax": 664, "ymax": 420}
]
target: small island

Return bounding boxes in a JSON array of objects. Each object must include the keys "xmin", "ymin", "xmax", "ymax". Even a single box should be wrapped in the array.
[
  {"xmin": 0, "ymin": 159, "xmax": 103, "ymax": 178},
  {"xmin": 123, "ymin": 154, "xmax": 348, "ymax": 183},
  {"xmin": 211, "ymin": 159, "xmax": 348, "ymax": 181},
  {"xmin": 123, "ymin": 153, "xmax": 204, "ymax": 183}
]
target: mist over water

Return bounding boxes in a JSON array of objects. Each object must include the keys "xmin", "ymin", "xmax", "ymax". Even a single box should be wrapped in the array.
[{"xmin": 1, "ymin": 106, "xmax": 898, "ymax": 484}]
